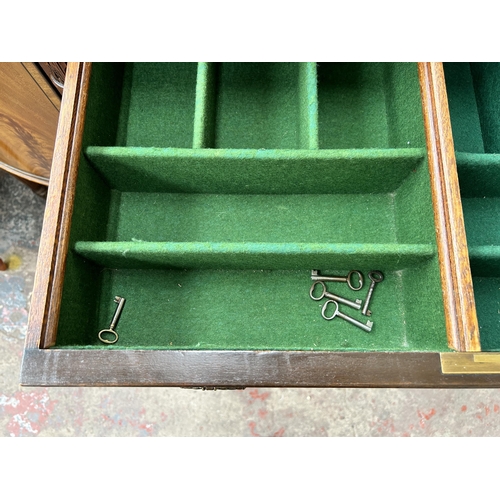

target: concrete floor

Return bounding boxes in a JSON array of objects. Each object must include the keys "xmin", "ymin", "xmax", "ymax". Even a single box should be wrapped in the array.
[{"xmin": 2, "ymin": 170, "xmax": 500, "ymax": 437}]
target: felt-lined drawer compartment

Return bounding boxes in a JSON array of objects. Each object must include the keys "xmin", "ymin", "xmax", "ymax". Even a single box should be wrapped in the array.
[
  {"xmin": 53, "ymin": 140, "xmax": 445, "ymax": 350},
  {"xmin": 55, "ymin": 266, "xmax": 445, "ymax": 351},
  {"xmin": 208, "ymin": 62, "xmax": 317, "ymax": 149},
  {"xmin": 92, "ymin": 62, "xmax": 317, "ymax": 150},
  {"xmin": 90, "ymin": 62, "xmax": 425, "ymax": 151},
  {"xmin": 115, "ymin": 63, "xmax": 198, "ymax": 148},
  {"xmin": 444, "ymin": 62, "xmax": 500, "ymax": 351},
  {"xmin": 82, "ymin": 148, "xmax": 430, "ymax": 244},
  {"xmin": 22, "ymin": 62, "xmax": 483, "ymax": 387},
  {"xmin": 317, "ymin": 63, "xmax": 425, "ymax": 149}
]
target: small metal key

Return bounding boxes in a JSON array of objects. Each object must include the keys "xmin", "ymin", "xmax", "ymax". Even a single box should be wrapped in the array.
[
  {"xmin": 310, "ymin": 281, "xmax": 362, "ymax": 310},
  {"xmin": 321, "ymin": 300, "xmax": 373, "ymax": 332},
  {"xmin": 361, "ymin": 271, "xmax": 384, "ymax": 317},
  {"xmin": 322, "ymin": 300, "xmax": 373, "ymax": 332},
  {"xmin": 311, "ymin": 270, "xmax": 363, "ymax": 291},
  {"xmin": 98, "ymin": 296, "xmax": 126, "ymax": 344}
]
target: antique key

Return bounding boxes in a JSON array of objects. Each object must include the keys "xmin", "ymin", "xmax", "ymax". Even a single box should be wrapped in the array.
[
  {"xmin": 98, "ymin": 296, "xmax": 126, "ymax": 344},
  {"xmin": 310, "ymin": 281, "xmax": 362, "ymax": 310},
  {"xmin": 321, "ymin": 300, "xmax": 373, "ymax": 332},
  {"xmin": 311, "ymin": 270, "xmax": 363, "ymax": 291},
  {"xmin": 361, "ymin": 271, "xmax": 384, "ymax": 317}
]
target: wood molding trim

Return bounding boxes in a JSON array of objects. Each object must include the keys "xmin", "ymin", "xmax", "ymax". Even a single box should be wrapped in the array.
[
  {"xmin": 25, "ymin": 63, "xmax": 91, "ymax": 349},
  {"xmin": 418, "ymin": 62, "xmax": 480, "ymax": 352}
]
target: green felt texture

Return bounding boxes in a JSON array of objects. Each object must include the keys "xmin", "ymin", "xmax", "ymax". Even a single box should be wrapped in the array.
[
  {"xmin": 105, "ymin": 192, "xmax": 397, "ymax": 244},
  {"xmin": 74, "ymin": 241, "xmax": 434, "ymax": 270},
  {"xmin": 442, "ymin": 63, "xmax": 485, "ymax": 153},
  {"xmin": 472, "ymin": 277, "xmax": 500, "ymax": 351},
  {"xmin": 84, "ymin": 147, "xmax": 425, "ymax": 194},
  {"xmin": 455, "ymin": 152, "xmax": 500, "ymax": 198},
  {"xmin": 382, "ymin": 63, "xmax": 426, "ymax": 149},
  {"xmin": 444, "ymin": 62, "xmax": 500, "ymax": 154},
  {"xmin": 57, "ymin": 155, "xmax": 113, "ymax": 344},
  {"xmin": 53, "ymin": 62, "xmax": 447, "ymax": 352},
  {"xmin": 192, "ymin": 63, "xmax": 216, "ymax": 148},
  {"xmin": 462, "ymin": 198, "xmax": 500, "ymax": 246},
  {"xmin": 212, "ymin": 63, "xmax": 314, "ymax": 149},
  {"xmin": 469, "ymin": 247, "xmax": 500, "ymax": 276},
  {"xmin": 317, "ymin": 63, "xmax": 425, "ymax": 149},
  {"xmin": 444, "ymin": 63, "xmax": 500, "ymax": 351},
  {"xmin": 469, "ymin": 63, "xmax": 500, "ymax": 154},
  {"xmin": 116, "ymin": 62, "xmax": 197, "ymax": 148},
  {"xmin": 298, "ymin": 63, "xmax": 319, "ymax": 149},
  {"xmin": 81, "ymin": 63, "xmax": 126, "ymax": 148},
  {"xmin": 394, "ymin": 159, "xmax": 436, "ymax": 244},
  {"xmin": 56, "ymin": 265, "xmax": 448, "ymax": 351}
]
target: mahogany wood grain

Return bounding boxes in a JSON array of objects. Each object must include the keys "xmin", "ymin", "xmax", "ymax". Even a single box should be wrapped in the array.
[
  {"xmin": 24, "ymin": 63, "xmax": 91, "ymax": 349},
  {"xmin": 418, "ymin": 62, "xmax": 480, "ymax": 352},
  {"xmin": 0, "ymin": 63, "xmax": 59, "ymax": 184},
  {"xmin": 20, "ymin": 349, "xmax": 500, "ymax": 387}
]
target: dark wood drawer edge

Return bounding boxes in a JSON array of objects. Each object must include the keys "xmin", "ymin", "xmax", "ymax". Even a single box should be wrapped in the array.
[{"xmin": 20, "ymin": 349, "xmax": 500, "ymax": 388}]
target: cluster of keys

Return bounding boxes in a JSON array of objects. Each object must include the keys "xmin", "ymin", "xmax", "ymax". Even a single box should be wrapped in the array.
[{"xmin": 309, "ymin": 269, "xmax": 384, "ymax": 332}]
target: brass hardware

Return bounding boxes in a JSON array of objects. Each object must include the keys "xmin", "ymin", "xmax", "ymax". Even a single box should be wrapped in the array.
[{"xmin": 441, "ymin": 352, "xmax": 500, "ymax": 374}]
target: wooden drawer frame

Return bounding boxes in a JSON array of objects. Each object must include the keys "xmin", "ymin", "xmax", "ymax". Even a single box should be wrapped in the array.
[{"xmin": 21, "ymin": 62, "xmax": 500, "ymax": 387}]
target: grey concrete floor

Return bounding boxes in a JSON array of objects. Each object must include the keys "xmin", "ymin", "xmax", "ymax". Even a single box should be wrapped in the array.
[{"xmin": 1, "ymin": 169, "xmax": 500, "ymax": 437}]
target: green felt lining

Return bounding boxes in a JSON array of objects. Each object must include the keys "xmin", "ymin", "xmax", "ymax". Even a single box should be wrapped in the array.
[
  {"xmin": 444, "ymin": 63, "xmax": 500, "ymax": 351},
  {"xmin": 212, "ymin": 62, "xmax": 316, "ymax": 149},
  {"xmin": 87, "ymin": 62, "xmax": 425, "ymax": 151},
  {"xmin": 56, "ymin": 264, "xmax": 447, "ymax": 351},
  {"xmin": 317, "ymin": 63, "xmax": 425, "ymax": 149},
  {"xmin": 105, "ymin": 192, "xmax": 399, "ymax": 244},
  {"xmin": 53, "ymin": 62, "xmax": 447, "ymax": 352},
  {"xmin": 469, "ymin": 246, "xmax": 500, "ymax": 276},
  {"xmin": 84, "ymin": 147, "xmax": 425, "ymax": 194},
  {"xmin": 192, "ymin": 63, "xmax": 216, "ymax": 148},
  {"xmin": 455, "ymin": 152, "xmax": 500, "ymax": 198},
  {"xmin": 74, "ymin": 241, "xmax": 434, "ymax": 270},
  {"xmin": 117, "ymin": 63, "xmax": 198, "ymax": 148},
  {"xmin": 472, "ymin": 277, "xmax": 500, "ymax": 351},
  {"xmin": 299, "ymin": 62, "xmax": 319, "ymax": 149}
]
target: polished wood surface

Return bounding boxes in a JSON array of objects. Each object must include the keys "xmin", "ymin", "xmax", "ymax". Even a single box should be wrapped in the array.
[
  {"xmin": 24, "ymin": 62, "xmax": 61, "ymax": 111},
  {"xmin": 418, "ymin": 62, "xmax": 480, "ymax": 352},
  {"xmin": 21, "ymin": 349, "xmax": 500, "ymax": 387},
  {"xmin": 24, "ymin": 62, "xmax": 91, "ymax": 350},
  {"xmin": 0, "ymin": 63, "xmax": 60, "ymax": 185},
  {"xmin": 38, "ymin": 62, "xmax": 67, "ymax": 97}
]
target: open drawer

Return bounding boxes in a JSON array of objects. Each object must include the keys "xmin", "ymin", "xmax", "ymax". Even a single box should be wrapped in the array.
[{"xmin": 21, "ymin": 62, "xmax": 490, "ymax": 387}]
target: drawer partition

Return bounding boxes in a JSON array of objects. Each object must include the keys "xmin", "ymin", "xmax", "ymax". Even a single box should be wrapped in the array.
[
  {"xmin": 444, "ymin": 62, "xmax": 500, "ymax": 351},
  {"xmin": 193, "ymin": 62, "xmax": 319, "ymax": 150}
]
